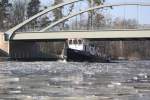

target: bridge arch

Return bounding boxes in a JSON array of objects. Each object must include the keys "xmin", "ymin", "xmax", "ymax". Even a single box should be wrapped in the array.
[
  {"xmin": 40, "ymin": 2, "xmax": 150, "ymax": 32},
  {"xmin": 5, "ymin": 2, "xmax": 150, "ymax": 40},
  {"xmin": 5, "ymin": 0, "xmax": 83, "ymax": 39}
]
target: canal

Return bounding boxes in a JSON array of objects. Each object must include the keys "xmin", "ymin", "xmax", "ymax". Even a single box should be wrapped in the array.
[{"xmin": 0, "ymin": 61, "xmax": 150, "ymax": 100}]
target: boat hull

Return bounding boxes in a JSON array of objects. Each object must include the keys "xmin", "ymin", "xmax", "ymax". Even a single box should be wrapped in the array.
[{"xmin": 67, "ymin": 48, "xmax": 109, "ymax": 62}]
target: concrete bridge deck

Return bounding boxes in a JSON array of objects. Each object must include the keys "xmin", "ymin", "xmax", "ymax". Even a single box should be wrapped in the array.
[{"xmin": 12, "ymin": 30, "xmax": 150, "ymax": 40}]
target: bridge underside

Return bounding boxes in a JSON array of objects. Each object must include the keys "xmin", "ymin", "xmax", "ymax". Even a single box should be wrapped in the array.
[
  {"xmin": 9, "ymin": 40, "xmax": 65, "ymax": 60},
  {"xmin": 8, "ymin": 39, "xmax": 150, "ymax": 60},
  {"xmin": 12, "ymin": 30, "xmax": 150, "ymax": 40}
]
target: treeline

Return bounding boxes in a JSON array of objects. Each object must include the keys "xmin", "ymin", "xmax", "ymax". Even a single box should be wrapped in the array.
[
  {"xmin": 0, "ymin": 0, "xmax": 99, "ymax": 31},
  {"xmin": 0, "ymin": 0, "xmax": 139, "ymax": 32},
  {"xmin": 0, "ymin": 0, "xmax": 41, "ymax": 31}
]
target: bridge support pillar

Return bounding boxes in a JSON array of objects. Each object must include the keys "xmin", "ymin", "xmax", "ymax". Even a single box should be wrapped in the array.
[{"xmin": 0, "ymin": 32, "xmax": 9, "ymax": 57}]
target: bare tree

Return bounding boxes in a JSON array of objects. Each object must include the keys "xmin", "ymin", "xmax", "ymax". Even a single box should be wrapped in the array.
[
  {"xmin": 113, "ymin": 18, "xmax": 138, "ymax": 29},
  {"xmin": 11, "ymin": 0, "xmax": 27, "ymax": 26},
  {"xmin": 87, "ymin": 0, "xmax": 105, "ymax": 30},
  {"xmin": 0, "ymin": 0, "xmax": 12, "ymax": 31}
]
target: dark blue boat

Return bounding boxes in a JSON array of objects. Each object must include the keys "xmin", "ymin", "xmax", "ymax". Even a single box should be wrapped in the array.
[{"xmin": 67, "ymin": 39, "xmax": 110, "ymax": 62}]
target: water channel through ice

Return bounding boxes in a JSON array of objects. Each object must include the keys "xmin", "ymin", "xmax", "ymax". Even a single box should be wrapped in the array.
[{"xmin": 0, "ymin": 61, "xmax": 150, "ymax": 100}]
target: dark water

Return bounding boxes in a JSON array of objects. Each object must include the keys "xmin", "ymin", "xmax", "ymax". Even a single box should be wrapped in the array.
[{"xmin": 0, "ymin": 61, "xmax": 150, "ymax": 100}]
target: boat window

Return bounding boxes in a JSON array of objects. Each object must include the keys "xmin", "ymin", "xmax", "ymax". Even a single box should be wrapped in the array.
[
  {"xmin": 84, "ymin": 45, "xmax": 86, "ymax": 51},
  {"xmin": 69, "ymin": 40, "xmax": 72, "ymax": 44},
  {"xmin": 91, "ymin": 44, "xmax": 94, "ymax": 47},
  {"xmin": 74, "ymin": 40, "xmax": 78, "ymax": 44},
  {"xmin": 78, "ymin": 40, "xmax": 82, "ymax": 44}
]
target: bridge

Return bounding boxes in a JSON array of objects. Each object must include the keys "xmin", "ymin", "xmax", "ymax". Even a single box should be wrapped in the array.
[
  {"xmin": 4, "ymin": 1, "xmax": 150, "ymax": 40},
  {"xmin": 1, "ymin": 0, "xmax": 150, "ymax": 60},
  {"xmin": 13, "ymin": 30, "xmax": 150, "ymax": 40}
]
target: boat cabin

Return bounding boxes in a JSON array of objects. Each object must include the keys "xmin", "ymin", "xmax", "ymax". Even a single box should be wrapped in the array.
[{"xmin": 67, "ymin": 39, "xmax": 84, "ymax": 51}]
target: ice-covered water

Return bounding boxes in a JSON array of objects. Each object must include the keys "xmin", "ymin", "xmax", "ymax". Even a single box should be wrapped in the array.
[{"xmin": 0, "ymin": 61, "xmax": 150, "ymax": 100}]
